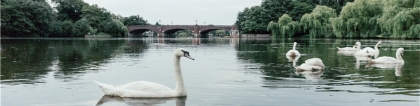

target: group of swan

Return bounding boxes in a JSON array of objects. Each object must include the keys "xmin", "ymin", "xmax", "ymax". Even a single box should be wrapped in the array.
[
  {"xmin": 337, "ymin": 41, "xmax": 405, "ymax": 75},
  {"xmin": 93, "ymin": 41, "xmax": 405, "ymax": 98},
  {"xmin": 291, "ymin": 41, "xmax": 404, "ymax": 80},
  {"xmin": 337, "ymin": 41, "xmax": 404, "ymax": 64},
  {"xmin": 94, "ymin": 48, "xmax": 194, "ymax": 98},
  {"xmin": 353, "ymin": 41, "xmax": 381, "ymax": 57}
]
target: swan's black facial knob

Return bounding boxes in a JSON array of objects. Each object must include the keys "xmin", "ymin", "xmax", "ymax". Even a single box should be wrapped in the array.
[{"xmin": 181, "ymin": 50, "xmax": 195, "ymax": 60}]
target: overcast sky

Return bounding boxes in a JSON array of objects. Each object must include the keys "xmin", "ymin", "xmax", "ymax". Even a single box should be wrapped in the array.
[{"xmin": 82, "ymin": 0, "xmax": 261, "ymax": 25}]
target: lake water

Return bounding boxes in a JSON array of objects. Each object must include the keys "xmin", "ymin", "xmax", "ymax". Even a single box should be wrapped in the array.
[{"xmin": 1, "ymin": 38, "xmax": 419, "ymax": 106}]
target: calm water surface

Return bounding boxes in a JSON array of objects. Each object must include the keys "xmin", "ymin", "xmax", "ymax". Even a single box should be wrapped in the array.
[{"xmin": 1, "ymin": 38, "xmax": 419, "ymax": 106}]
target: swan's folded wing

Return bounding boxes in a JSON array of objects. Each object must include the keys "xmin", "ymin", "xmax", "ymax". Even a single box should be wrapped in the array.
[
  {"xmin": 304, "ymin": 58, "xmax": 325, "ymax": 68},
  {"xmin": 121, "ymin": 81, "xmax": 173, "ymax": 92}
]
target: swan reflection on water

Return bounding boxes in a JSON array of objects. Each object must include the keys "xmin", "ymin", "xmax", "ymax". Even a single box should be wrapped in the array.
[
  {"xmin": 96, "ymin": 95, "xmax": 187, "ymax": 106},
  {"xmin": 366, "ymin": 63, "xmax": 403, "ymax": 76},
  {"xmin": 286, "ymin": 55, "xmax": 300, "ymax": 67}
]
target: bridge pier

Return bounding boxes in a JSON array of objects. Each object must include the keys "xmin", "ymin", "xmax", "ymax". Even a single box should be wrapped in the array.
[{"xmin": 230, "ymin": 30, "xmax": 239, "ymax": 38}]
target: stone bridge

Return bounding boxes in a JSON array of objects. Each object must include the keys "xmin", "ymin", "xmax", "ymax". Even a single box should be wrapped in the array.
[{"xmin": 127, "ymin": 25, "xmax": 238, "ymax": 37}]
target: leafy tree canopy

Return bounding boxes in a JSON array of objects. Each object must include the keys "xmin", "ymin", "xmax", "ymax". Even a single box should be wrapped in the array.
[{"xmin": 1, "ymin": 0, "xmax": 53, "ymax": 37}]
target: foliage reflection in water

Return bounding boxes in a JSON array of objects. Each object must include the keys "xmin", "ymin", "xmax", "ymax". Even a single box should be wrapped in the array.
[{"xmin": 1, "ymin": 38, "xmax": 419, "ymax": 106}]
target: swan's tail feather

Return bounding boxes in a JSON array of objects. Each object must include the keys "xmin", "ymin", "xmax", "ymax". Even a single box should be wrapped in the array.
[{"xmin": 93, "ymin": 80, "xmax": 120, "ymax": 96}]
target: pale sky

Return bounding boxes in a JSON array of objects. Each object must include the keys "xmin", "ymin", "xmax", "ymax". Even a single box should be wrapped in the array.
[{"xmin": 82, "ymin": 0, "xmax": 262, "ymax": 25}]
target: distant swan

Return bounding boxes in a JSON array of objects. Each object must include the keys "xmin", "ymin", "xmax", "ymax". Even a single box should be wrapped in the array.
[
  {"xmin": 286, "ymin": 42, "xmax": 300, "ymax": 57},
  {"xmin": 361, "ymin": 41, "xmax": 382, "ymax": 53},
  {"xmin": 368, "ymin": 48, "xmax": 404, "ymax": 64},
  {"xmin": 94, "ymin": 48, "xmax": 195, "ymax": 98},
  {"xmin": 295, "ymin": 58, "xmax": 325, "ymax": 72}
]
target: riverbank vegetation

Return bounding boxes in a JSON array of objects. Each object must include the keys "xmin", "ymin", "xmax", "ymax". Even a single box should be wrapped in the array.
[
  {"xmin": 1, "ymin": 0, "xmax": 149, "ymax": 37},
  {"xmin": 237, "ymin": 0, "xmax": 420, "ymax": 39}
]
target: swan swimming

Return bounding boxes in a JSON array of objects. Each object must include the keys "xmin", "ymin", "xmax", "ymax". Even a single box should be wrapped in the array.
[
  {"xmin": 354, "ymin": 42, "xmax": 374, "ymax": 57},
  {"xmin": 286, "ymin": 42, "xmax": 301, "ymax": 57},
  {"xmin": 295, "ymin": 58, "xmax": 325, "ymax": 72},
  {"xmin": 368, "ymin": 48, "xmax": 404, "ymax": 64},
  {"xmin": 361, "ymin": 41, "xmax": 382, "ymax": 53},
  {"xmin": 337, "ymin": 42, "xmax": 358, "ymax": 51},
  {"xmin": 337, "ymin": 46, "xmax": 357, "ymax": 51},
  {"xmin": 94, "ymin": 48, "xmax": 195, "ymax": 98}
]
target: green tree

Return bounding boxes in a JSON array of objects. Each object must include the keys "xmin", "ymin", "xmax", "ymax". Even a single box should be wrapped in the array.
[
  {"xmin": 122, "ymin": 15, "xmax": 149, "ymax": 26},
  {"xmin": 72, "ymin": 19, "xmax": 92, "ymax": 37},
  {"xmin": 288, "ymin": 1, "xmax": 314, "ymax": 21},
  {"xmin": 235, "ymin": 6, "xmax": 271, "ymax": 34},
  {"xmin": 260, "ymin": 0, "xmax": 294, "ymax": 22},
  {"xmin": 81, "ymin": 4, "xmax": 112, "ymax": 31},
  {"xmin": 100, "ymin": 19, "xmax": 127, "ymax": 37},
  {"xmin": 378, "ymin": 0, "xmax": 420, "ymax": 38},
  {"xmin": 300, "ymin": 5, "xmax": 337, "ymax": 38},
  {"xmin": 267, "ymin": 14, "xmax": 301, "ymax": 38},
  {"xmin": 52, "ymin": 0, "xmax": 88, "ymax": 21},
  {"xmin": 1, "ymin": 0, "xmax": 53, "ymax": 37},
  {"xmin": 49, "ymin": 20, "xmax": 63, "ymax": 37},
  {"xmin": 61, "ymin": 20, "xmax": 74, "ymax": 37},
  {"xmin": 330, "ymin": 0, "xmax": 383, "ymax": 38}
]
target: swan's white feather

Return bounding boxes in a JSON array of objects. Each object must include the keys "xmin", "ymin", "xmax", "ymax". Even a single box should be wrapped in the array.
[
  {"xmin": 337, "ymin": 46, "xmax": 357, "ymax": 51},
  {"xmin": 361, "ymin": 47, "xmax": 375, "ymax": 52},
  {"xmin": 295, "ymin": 58, "xmax": 325, "ymax": 71},
  {"xmin": 94, "ymin": 81, "xmax": 178, "ymax": 98},
  {"xmin": 369, "ymin": 56, "xmax": 402, "ymax": 64}
]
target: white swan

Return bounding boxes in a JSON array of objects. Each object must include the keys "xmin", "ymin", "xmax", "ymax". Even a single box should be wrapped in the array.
[
  {"xmin": 94, "ymin": 48, "xmax": 195, "ymax": 98},
  {"xmin": 286, "ymin": 42, "xmax": 301, "ymax": 57},
  {"xmin": 368, "ymin": 48, "xmax": 404, "ymax": 64},
  {"xmin": 337, "ymin": 50, "xmax": 356, "ymax": 56},
  {"xmin": 361, "ymin": 41, "xmax": 382, "ymax": 53},
  {"xmin": 295, "ymin": 58, "xmax": 325, "ymax": 72},
  {"xmin": 354, "ymin": 42, "xmax": 374, "ymax": 57}
]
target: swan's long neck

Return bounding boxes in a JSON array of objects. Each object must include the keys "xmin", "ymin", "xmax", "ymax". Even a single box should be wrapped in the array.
[
  {"xmin": 374, "ymin": 42, "xmax": 380, "ymax": 51},
  {"xmin": 174, "ymin": 56, "xmax": 187, "ymax": 96},
  {"xmin": 292, "ymin": 43, "xmax": 297, "ymax": 50},
  {"xmin": 356, "ymin": 43, "xmax": 361, "ymax": 52},
  {"xmin": 396, "ymin": 50, "xmax": 403, "ymax": 61}
]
